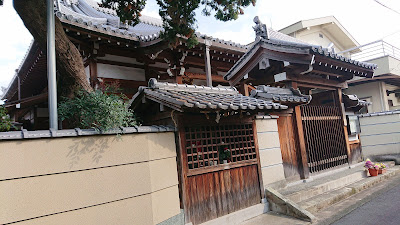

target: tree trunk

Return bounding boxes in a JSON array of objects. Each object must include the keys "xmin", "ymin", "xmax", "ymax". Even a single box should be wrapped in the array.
[{"xmin": 14, "ymin": 0, "xmax": 92, "ymax": 98}]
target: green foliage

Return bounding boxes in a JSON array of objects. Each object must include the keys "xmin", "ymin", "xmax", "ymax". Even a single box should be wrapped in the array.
[
  {"xmin": 0, "ymin": 105, "xmax": 12, "ymax": 132},
  {"xmin": 101, "ymin": 0, "xmax": 256, "ymax": 48},
  {"xmin": 100, "ymin": 0, "xmax": 146, "ymax": 25},
  {"xmin": 58, "ymin": 88, "xmax": 137, "ymax": 131}
]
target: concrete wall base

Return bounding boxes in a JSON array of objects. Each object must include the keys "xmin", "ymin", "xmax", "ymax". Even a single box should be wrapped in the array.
[
  {"xmin": 199, "ymin": 202, "xmax": 268, "ymax": 225},
  {"xmin": 265, "ymin": 186, "xmax": 315, "ymax": 222}
]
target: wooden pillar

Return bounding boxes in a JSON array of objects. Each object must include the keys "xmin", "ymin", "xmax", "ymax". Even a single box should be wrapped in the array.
[
  {"xmin": 175, "ymin": 73, "xmax": 183, "ymax": 84},
  {"xmin": 337, "ymin": 88, "xmax": 351, "ymax": 165},
  {"xmin": 204, "ymin": 40, "xmax": 212, "ymax": 87},
  {"xmin": 239, "ymin": 83, "xmax": 250, "ymax": 96},
  {"xmin": 89, "ymin": 58, "xmax": 98, "ymax": 88},
  {"xmin": 292, "ymin": 82, "xmax": 309, "ymax": 179}
]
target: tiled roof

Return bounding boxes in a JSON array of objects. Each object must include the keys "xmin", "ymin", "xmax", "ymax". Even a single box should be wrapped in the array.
[
  {"xmin": 250, "ymin": 85, "xmax": 311, "ymax": 104},
  {"xmin": 310, "ymin": 46, "xmax": 376, "ymax": 70},
  {"xmin": 55, "ymin": 0, "xmax": 249, "ymax": 49},
  {"xmin": 342, "ymin": 94, "xmax": 370, "ymax": 111},
  {"xmin": 130, "ymin": 78, "xmax": 288, "ymax": 113},
  {"xmin": 224, "ymin": 36, "xmax": 377, "ymax": 81}
]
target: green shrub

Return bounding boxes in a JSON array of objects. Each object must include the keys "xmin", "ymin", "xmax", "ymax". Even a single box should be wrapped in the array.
[
  {"xmin": 58, "ymin": 88, "xmax": 136, "ymax": 131},
  {"xmin": 0, "ymin": 105, "xmax": 12, "ymax": 132}
]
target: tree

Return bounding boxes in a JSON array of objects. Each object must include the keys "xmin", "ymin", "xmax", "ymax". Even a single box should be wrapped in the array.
[{"xmin": 14, "ymin": 0, "xmax": 256, "ymax": 96}]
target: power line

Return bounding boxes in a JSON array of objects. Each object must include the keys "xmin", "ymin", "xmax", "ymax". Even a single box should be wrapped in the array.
[{"xmin": 373, "ymin": 0, "xmax": 400, "ymax": 15}]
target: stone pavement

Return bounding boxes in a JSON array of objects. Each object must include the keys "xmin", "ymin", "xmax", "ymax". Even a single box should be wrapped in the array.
[{"xmin": 241, "ymin": 211, "xmax": 309, "ymax": 225}]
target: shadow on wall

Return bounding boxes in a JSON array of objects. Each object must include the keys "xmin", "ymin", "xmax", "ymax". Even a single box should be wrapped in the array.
[{"xmin": 66, "ymin": 135, "xmax": 119, "ymax": 169}]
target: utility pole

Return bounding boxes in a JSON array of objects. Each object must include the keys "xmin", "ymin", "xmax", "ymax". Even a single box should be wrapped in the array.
[{"xmin": 47, "ymin": 0, "xmax": 58, "ymax": 129}]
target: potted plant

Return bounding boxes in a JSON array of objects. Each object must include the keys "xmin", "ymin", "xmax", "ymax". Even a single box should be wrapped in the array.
[
  {"xmin": 378, "ymin": 163, "xmax": 387, "ymax": 174},
  {"xmin": 364, "ymin": 159, "xmax": 379, "ymax": 177}
]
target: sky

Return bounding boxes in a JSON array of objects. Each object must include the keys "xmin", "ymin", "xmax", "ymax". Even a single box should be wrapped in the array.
[{"xmin": 1, "ymin": 0, "xmax": 400, "ymax": 97}]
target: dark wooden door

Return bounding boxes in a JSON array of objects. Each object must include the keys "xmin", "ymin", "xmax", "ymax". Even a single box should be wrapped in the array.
[
  {"xmin": 178, "ymin": 117, "xmax": 262, "ymax": 225},
  {"xmin": 277, "ymin": 115, "xmax": 302, "ymax": 180}
]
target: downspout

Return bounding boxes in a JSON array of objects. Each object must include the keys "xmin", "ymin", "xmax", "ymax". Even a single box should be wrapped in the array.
[{"xmin": 300, "ymin": 55, "xmax": 315, "ymax": 75}]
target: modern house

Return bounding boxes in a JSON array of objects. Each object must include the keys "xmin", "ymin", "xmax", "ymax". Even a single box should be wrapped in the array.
[
  {"xmin": 279, "ymin": 16, "xmax": 400, "ymax": 114},
  {"xmin": 343, "ymin": 40, "xmax": 400, "ymax": 113},
  {"xmin": 278, "ymin": 16, "xmax": 361, "ymax": 58}
]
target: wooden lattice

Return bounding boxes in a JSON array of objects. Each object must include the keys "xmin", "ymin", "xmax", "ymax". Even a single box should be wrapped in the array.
[
  {"xmin": 184, "ymin": 123, "xmax": 257, "ymax": 169},
  {"xmin": 301, "ymin": 105, "xmax": 348, "ymax": 173}
]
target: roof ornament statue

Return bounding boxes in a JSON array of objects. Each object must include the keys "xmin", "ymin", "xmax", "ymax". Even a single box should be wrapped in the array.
[{"xmin": 253, "ymin": 16, "xmax": 269, "ymax": 41}]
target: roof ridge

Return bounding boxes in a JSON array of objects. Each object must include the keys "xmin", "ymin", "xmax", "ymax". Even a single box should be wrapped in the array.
[{"xmin": 148, "ymin": 78, "xmax": 238, "ymax": 95}]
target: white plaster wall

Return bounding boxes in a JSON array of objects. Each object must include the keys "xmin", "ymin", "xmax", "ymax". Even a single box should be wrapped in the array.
[
  {"xmin": 84, "ymin": 65, "xmax": 90, "ymax": 83},
  {"xmin": 255, "ymin": 118, "xmax": 285, "ymax": 186},
  {"xmin": 97, "ymin": 63, "xmax": 145, "ymax": 81}
]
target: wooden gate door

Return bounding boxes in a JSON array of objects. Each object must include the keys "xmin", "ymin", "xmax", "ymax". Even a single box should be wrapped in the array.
[
  {"xmin": 178, "ymin": 118, "xmax": 262, "ymax": 225},
  {"xmin": 300, "ymin": 104, "xmax": 349, "ymax": 173},
  {"xmin": 277, "ymin": 114, "xmax": 302, "ymax": 180}
]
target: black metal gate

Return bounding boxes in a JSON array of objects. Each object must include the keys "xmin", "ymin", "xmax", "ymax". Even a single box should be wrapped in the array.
[{"xmin": 300, "ymin": 105, "xmax": 348, "ymax": 173}]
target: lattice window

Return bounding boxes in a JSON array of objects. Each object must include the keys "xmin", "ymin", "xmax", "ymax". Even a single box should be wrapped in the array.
[{"xmin": 184, "ymin": 123, "xmax": 257, "ymax": 170}]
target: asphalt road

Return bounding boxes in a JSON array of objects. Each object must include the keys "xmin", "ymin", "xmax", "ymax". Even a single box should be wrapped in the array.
[{"xmin": 332, "ymin": 180, "xmax": 400, "ymax": 225}]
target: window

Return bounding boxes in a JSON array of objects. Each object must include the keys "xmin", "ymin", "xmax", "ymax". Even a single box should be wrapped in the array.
[
  {"xmin": 347, "ymin": 115, "xmax": 361, "ymax": 135},
  {"xmin": 184, "ymin": 123, "xmax": 257, "ymax": 170}
]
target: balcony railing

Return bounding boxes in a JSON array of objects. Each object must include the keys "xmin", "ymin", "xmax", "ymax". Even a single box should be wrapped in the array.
[{"xmin": 339, "ymin": 40, "xmax": 400, "ymax": 62}]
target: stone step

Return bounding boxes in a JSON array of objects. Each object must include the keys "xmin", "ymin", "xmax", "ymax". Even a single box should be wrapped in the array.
[
  {"xmin": 286, "ymin": 169, "xmax": 366, "ymax": 203},
  {"xmin": 297, "ymin": 165, "xmax": 400, "ymax": 214}
]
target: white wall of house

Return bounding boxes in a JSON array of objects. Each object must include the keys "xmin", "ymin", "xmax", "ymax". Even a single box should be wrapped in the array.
[
  {"xmin": 366, "ymin": 55, "xmax": 400, "ymax": 76},
  {"xmin": 287, "ymin": 27, "xmax": 350, "ymax": 58},
  {"xmin": 360, "ymin": 113, "xmax": 400, "ymax": 156},
  {"xmin": 345, "ymin": 81, "xmax": 389, "ymax": 113},
  {"xmin": 386, "ymin": 83, "xmax": 400, "ymax": 110}
]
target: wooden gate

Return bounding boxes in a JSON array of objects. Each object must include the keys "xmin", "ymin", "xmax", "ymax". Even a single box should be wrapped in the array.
[
  {"xmin": 300, "ymin": 105, "xmax": 349, "ymax": 173},
  {"xmin": 277, "ymin": 115, "xmax": 302, "ymax": 180},
  {"xmin": 178, "ymin": 117, "xmax": 262, "ymax": 225}
]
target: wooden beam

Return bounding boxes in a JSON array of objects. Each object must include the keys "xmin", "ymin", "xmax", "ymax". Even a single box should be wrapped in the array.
[
  {"xmin": 184, "ymin": 72, "xmax": 227, "ymax": 83},
  {"xmin": 337, "ymin": 88, "xmax": 352, "ymax": 165},
  {"xmin": 286, "ymin": 74, "xmax": 348, "ymax": 89}
]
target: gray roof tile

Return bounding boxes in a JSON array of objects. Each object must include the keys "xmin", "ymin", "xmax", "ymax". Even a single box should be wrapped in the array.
[
  {"xmin": 251, "ymin": 85, "xmax": 312, "ymax": 104},
  {"xmin": 130, "ymin": 78, "xmax": 288, "ymax": 113}
]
